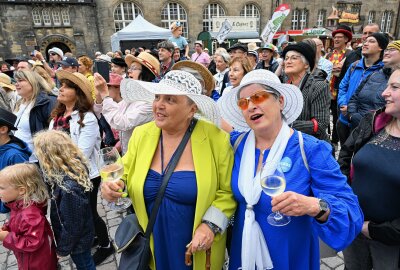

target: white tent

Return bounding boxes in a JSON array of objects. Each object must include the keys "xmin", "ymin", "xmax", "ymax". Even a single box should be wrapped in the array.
[{"xmin": 111, "ymin": 15, "xmax": 171, "ymax": 51}]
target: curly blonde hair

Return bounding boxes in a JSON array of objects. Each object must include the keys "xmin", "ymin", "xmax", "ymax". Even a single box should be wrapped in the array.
[
  {"xmin": 0, "ymin": 163, "xmax": 49, "ymax": 208},
  {"xmin": 33, "ymin": 130, "xmax": 93, "ymax": 192}
]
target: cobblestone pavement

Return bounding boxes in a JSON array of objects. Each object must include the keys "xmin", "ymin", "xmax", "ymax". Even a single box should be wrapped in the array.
[{"xmin": 0, "ymin": 195, "xmax": 345, "ymax": 270}]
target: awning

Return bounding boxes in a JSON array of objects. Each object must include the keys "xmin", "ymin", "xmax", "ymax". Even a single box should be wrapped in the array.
[
  {"xmin": 273, "ymin": 28, "xmax": 331, "ymax": 39},
  {"xmin": 210, "ymin": 31, "xmax": 260, "ymax": 39},
  {"xmin": 238, "ymin": 38, "xmax": 262, "ymax": 43}
]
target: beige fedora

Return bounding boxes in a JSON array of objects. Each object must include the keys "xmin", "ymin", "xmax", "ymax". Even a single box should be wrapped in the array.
[
  {"xmin": 125, "ymin": 52, "xmax": 160, "ymax": 77},
  {"xmin": 0, "ymin": 73, "xmax": 15, "ymax": 91},
  {"xmin": 56, "ymin": 70, "xmax": 93, "ymax": 103}
]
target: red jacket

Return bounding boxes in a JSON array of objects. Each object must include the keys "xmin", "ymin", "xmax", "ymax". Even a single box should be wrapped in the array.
[{"xmin": 2, "ymin": 200, "xmax": 57, "ymax": 270}]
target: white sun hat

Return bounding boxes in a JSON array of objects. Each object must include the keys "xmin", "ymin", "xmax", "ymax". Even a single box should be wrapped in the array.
[
  {"xmin": 217, "ymin": 69, "xmax": 303, "ymax": 132},
  {"xmin": 121, "ymin": 70, "xmax": 220, "ymax": 126}
]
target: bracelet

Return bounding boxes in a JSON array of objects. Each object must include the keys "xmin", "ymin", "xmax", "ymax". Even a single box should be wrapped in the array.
[
  {"xmin": 202, "ymin": 221, "xmax": 221, "ymax": 236},
  {"xmin": 311, "ymin": 118, "xmax": 318, "ymax": 133}
]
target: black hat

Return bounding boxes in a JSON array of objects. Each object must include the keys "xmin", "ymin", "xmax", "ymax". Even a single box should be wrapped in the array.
[
  {"xmin": 332, "ymin": 25, "xmax": 353, "ymax": 41},
  {"xmin": 111, "ymin": 57, "xmax": 128, "ymax": 68},
  {"xmin": 0, "ymin": 107, "xmax": 17, "ymax": 131},
  {"xmin": 227, "ymin": 43, "xmax": 248, "ymax": 53},
  {"xmin": 282, "ymin": 42, "xmax": 315, "ymax": 71},
  {"xmin": 368, "ymin": 33, "xmax": 389, "ymax": 50}
]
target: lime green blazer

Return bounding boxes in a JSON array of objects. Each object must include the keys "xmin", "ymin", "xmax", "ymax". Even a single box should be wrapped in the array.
[{"xmin": 123, "ymin": 120, "xmax": 236, "ymax": 270}]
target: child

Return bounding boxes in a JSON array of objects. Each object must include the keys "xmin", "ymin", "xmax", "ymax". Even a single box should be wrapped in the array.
[
  {"xmin": 0, "ymin": 107, "xmax": 31, "ymax": 213},
  {"xmin": 33, "ymin": 130, "xmax": 96, "ymax": 270},
  {"xmin": 0, "ymin": 163, "xmax": 58, "ymax": 270},
  {"xmin": 169, "ymin": 21, "xmax": 189, "ymax": 60}
]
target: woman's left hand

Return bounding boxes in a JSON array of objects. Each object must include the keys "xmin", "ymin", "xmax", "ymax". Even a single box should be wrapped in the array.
[
  {"xmin": 271, "ymin": 191, "xmax": 320, "ymax": 217},
  {"xmin": 361, "ymin": 221, "xmax": 371, "ymax": 239},
  {"xmin": 190, "ymin": 223, "xmax": 214, "ymax": 253}
]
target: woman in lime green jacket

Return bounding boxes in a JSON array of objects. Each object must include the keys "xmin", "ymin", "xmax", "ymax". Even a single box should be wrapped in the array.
[{"xmin": 102, "ymin": 70, "xmax": 236, "ymax": 270}]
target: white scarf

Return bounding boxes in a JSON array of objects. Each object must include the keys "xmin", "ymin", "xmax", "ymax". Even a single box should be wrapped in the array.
[{"xmin": 238, "ymin": 121, "xmax": 291, "ymax": 270}]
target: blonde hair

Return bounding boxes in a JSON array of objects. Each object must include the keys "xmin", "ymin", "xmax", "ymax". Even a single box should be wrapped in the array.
[
  {"xmin": 33, "ymin": 130, "xmax": 93, "ymax": 192},
  {"xmin": 14, "ymin": 70, "xmax": 52, "ymax": 111},
  {"xmin": 0, "ymin": 163, "xmax": 49, "ymax": 208},
  {"xmin": 32, "ymin": 65, "xmax": 56, "ymax": 89}
]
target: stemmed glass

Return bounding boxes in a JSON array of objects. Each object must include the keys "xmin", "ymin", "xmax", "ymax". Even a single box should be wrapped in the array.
[
  {"xmin": 98, "ymin": 147, "xmax": 131, "ymax": 211},
  {"xmin": 260, "ymin": 161, "xmax": 291, "ymax": 226}
]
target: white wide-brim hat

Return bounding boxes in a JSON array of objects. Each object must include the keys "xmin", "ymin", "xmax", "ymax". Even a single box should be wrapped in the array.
[
  {"xmin": 217, "ymin": 69, "xmax": 303, "ymax": 132},
  {"xmin": 121, "ymin": 70, "xmax": 220, "ymax": 126}
]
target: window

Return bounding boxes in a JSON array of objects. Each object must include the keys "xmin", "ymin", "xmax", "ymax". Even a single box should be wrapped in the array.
[
  {"xmin": 113, "ymin": 2, "xmax": 143, "ymax": 32},
  {"xmin": 381, "ymin": 11, "xmax": 393, "ymax": 33},
  {"xmin": 161, "ymin": 2, "xmax": 188, "ymax": 37},
  {"xmin": 61, "ymin": 8, "xmax": 70, "ymax": 26},
  {"xmin": 299, "ymin": 9, "xmax": 308, "ymax": 30},
  {"xmin": 351, "ymin": 4, "xmax": 361, "ymax": 14},
  {"xmin": 368, "ymin": 11, "xmax": 375, "ymax": 24},
  {"xmin": 240, "ymin": 4, "xmax": 261, "ymax": 32},
  {"xmin": 317, "ymin": 9, "xmax": 326, "ymax": 28},
  {"xmin": 291, "ymin": 9, "xmax": 299, "ymax": 30},
  {"xmin": 52, "ymin": 9, "xmax": 61, "ymax": 26},
  {"xmin": 337, "ymin": 3, "xmax": 346, "ymax": 12},
  {"xmin": 42, "ymin": 8, "xmax": 51, "ymax": 26},
  {"xmin": 203, "ymin": 3, "xmax": 225, "ymax": 32},
  {"xmin": 32, "ymin": 8, "xmax": 42, "ymax": 26}
]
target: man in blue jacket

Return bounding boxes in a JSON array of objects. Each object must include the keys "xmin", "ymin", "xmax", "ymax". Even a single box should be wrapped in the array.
[
  {"xmin": 0, "ymin": 107, "xmax": 31, "ymax": 213},
  {"xmin": 337, "ymin": 33, "xmax": 388, "ymax": 145}
]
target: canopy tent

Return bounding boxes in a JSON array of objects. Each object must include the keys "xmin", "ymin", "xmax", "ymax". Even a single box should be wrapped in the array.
[{"xmin": 111, "ymin": 15, "xmax": 171, "ymax": 51}]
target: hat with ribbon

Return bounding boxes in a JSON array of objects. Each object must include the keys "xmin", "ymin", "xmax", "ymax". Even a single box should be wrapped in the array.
[
  {"xmin": 125, "ymin": 52, "xmax": 160, "ymax": 77},
  {"xmin": 56, "ymin": 70, "xmax": 93, "ymax": 104}
]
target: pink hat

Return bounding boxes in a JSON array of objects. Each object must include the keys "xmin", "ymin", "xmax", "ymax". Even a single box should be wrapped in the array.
[{"xmin": 107, "ymin": 73, "xmax": 123, "ymax": 86}]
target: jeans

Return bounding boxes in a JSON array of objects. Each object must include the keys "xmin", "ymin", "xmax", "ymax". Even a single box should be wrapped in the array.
[
  {"xmin": 70, "ymin": 250, "xmax": 96, "ymax": 270},
  {"xmin": 343, "ymin": 234, "xmax": 400, "ymax": 270}
]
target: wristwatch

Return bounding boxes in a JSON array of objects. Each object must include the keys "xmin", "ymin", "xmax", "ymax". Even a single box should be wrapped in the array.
[
  {"xmin": 315, "ymin": 199, "xmax": 329, "ymax": 219},
  {"xmin": 202, "ymin": 221, "xmax": 221, "ymax": 236}
]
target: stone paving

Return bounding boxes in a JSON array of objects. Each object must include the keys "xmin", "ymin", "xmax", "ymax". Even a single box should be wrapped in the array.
[{"xmin": 0, "ymin": 195, "xmax": 345, "ymax": 270}]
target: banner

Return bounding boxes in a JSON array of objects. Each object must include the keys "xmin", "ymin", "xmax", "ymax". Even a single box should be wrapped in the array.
[
  {"xmin": 260, "ymin": 4, "xmax": 290, "ymax": 44},
  {"xmin": 216, "ymin": 19, "xmax": 233, "ymax": 44},
  {"xmin": 212, "ymin": 17, "xmax": 257, "ymax": 32}
]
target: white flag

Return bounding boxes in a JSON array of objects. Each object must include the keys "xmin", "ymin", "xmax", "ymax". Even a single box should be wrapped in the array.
[
  {"xmin": 260, "ymin": 4, "xmax": 290, "ymax": 44},
  {"xmin": 216, "ymin": 19, "xmax": 233, "ymax": 44}
]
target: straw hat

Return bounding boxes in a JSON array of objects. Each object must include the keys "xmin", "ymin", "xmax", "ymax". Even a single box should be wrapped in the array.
[
  {"xmin": 0, "ymin": 73, "xmax": 15, "ymax": 91},
  {"xmin": 56, "ymin": 70, "xmax": 93, "ymax": 103},
  {"xmin": 125, "ymin": 52, "xmax": 160, "ymax": 77},
  {"xmin": 248, "ymin": 42, "xmax": 259, "ymax": 51},
  {"xmin": 121, "ymin": 70, "xmax": 220, "ymax": 125},
  {"xmin": 171, "ymin": 60, "xmax": 215, "ymax": 96},
  {"xmin": 170, "ymin": 21, "xmax": 182, "ymax": 33},
  {"xmin": 217, "ymin": 69, "xmax": 303, "ymax": 132}
]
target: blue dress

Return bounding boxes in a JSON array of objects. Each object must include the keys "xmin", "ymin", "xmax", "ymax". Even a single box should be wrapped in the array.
[
  {"xmin": 144, "ymin": 169, "xmax": 197, "ymax": 270},
  {"xmin": 228, "ymin": 131, "xmax": 363, "ymax": 270}
]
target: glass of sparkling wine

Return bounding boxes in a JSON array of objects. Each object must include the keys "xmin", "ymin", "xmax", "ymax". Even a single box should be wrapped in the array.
[
  {"xmin": 98, "ymin": 147, "xmax": 131, "ymax": 211},
  {"xmin": 260, "ymin": 161, "xmax": 291, "ymax": 226}
]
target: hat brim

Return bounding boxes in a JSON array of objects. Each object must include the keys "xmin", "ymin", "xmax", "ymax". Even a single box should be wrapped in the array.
[
  {"xmin": 332, "ymin": 29, "xmax": 353, "ymax": 40},
  {"xmin": 217, "ymin": 80, "xmax": 303, "ymax": 132},
  {"xmin": 0, "ymin": 120, "xmax": 17, "ymax": 130},
  {"xmin": 0, "ymin": 82, "xmax": 15, "ymax": 91},
  {"xmin": 56, "ymin": 70, "xmax": 93, "ymax": 103},
  {"xmin": 121, "ymin": 79, "xmax": 220, "ymax": 126},
  {"xmin": 125, "ymin": 54, "xmax": 160, "ymax": 77},
  {"xmin": 171, "ymin": 60, "xmax": 214, "ymax": 96}
]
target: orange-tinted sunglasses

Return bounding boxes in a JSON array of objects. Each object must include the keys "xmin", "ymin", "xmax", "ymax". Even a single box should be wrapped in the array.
[{"xmin": 237, "ymin": 90, "xmax": 276, "ymax": 110}]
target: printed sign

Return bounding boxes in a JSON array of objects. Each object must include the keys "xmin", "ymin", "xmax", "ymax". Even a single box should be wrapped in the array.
[
  {"xmin": 216, "ymin": 19, "xmax": 233, "ymax": 44},
  {"xmin": 212, "ymin": 17, "xmax": 257, "ymax": 32}
]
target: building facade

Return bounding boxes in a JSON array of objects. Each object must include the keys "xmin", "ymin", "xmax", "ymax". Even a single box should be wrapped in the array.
[{"xmin": 0, "ymin": 0, "xmax": 399, "ymax": 60}]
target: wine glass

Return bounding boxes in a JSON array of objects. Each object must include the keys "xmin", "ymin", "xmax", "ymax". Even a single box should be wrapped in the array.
[
  {"xmin": 98, "ymin": 147, "xmax": 131, "ymax": 211},
  {"xmin": 260, "ymin": 161, "xmax": 291, "ymax": 226}
]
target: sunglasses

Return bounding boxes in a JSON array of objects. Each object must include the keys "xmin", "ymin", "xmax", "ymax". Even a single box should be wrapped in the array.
[
  {"xmin": 237, "ymin": 90, "xmax": 276, "ymax": 110},
  {"xmin": 50, "ymin": 53, "xmax": 57, "ymax": 56}
]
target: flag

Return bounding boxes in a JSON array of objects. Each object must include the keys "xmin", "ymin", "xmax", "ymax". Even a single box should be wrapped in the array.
[
  {"xmin": 216, "ymin": 19, "xmax": 233, "ymax": 44},
  {"xmin": 260, "ymin": 4, "xmax": 291, "ymax": 44}
]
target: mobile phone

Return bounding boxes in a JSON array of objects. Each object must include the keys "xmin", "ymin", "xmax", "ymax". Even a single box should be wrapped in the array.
[{"xmin": 94, "ymin": 60, "xmax": 110, "ymax": 83}]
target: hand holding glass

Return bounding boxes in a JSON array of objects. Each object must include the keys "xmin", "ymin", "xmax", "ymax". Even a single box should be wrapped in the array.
[
  {"xmin": 98, "ymin": 147, "xmax": 131, "ymax": 211},
  {"xmin": 260, "ymin": 161, "xmax": 291, "ymax": 226}
]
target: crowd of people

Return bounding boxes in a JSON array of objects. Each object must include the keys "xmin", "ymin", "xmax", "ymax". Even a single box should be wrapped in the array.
[{"xmin": 0, "ymin": 21, "xmax": 398, "ymax": 270}]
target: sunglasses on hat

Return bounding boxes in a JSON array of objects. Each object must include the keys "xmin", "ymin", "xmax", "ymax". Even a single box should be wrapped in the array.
[{"xmin": 237, "ymin": 90, "xmax": 276, "ymax": 110}]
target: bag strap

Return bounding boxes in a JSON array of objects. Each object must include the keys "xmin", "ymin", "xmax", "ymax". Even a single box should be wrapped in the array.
[
  {"xmin": 144, "ymin": 118, "xmax": 198, "ymax": 238},
  {"xmin": 298, "ymin": 131, "xmax": 310, "ymax": 172},
  {"xmin": 233, "ymin": 132, "xmax": 246, "ymax": 153}
]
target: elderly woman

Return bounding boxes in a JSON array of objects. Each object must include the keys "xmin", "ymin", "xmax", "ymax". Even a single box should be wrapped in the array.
[
  {"xmin": 93, "ymin": 52, "xmax": 158, "ymax": 154},
  {"xmin": 101, "ymin": 70, "xmax": 236, "ymax": 270},
  {"xmin": 217, "ymin": 69, "xmax": 363, "ymax": 270},
  {"xmin": 338, "ymin": 69, "xmax": 400, "ymax": 269},
  {"xmin": 282, "ymin": 42, "xmax": 331, "ymax": 141},
  {"xmin": 50, "ymin": 70, "xmax": 113, "ymax": 265},
  {"xmin": 13, "ymin": 70, "xmax": 57, "ymax": 160},
  {"xmin": 213, "ymin": 51, "xmax": 230, "ymax": 94},
  {"xmin": 222, "ymin": 56, "xmax": 252, "ymax": 96}
]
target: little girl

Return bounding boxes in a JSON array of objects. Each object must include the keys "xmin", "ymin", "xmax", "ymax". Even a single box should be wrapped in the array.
[
  {"xmin": 169, "ymin": 21, "xmax": 189, "ymax": 59},
  {"xmin": 0, "ymin": 163, "xmax": 58, "ymax": 270},
  {"xmin": 33, "ymin": 130, "xmax": 96, "ymax": 270}
]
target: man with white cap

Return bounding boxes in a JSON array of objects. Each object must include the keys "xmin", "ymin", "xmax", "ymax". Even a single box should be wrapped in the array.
[{"xmin": 191, "ymin": 41, "xmax": 210, "ymax": 68}]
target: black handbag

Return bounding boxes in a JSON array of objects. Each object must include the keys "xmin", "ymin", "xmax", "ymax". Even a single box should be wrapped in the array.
[{"xmin": 114, "ymin": 119, "xmax": 197, "ymax": 270}]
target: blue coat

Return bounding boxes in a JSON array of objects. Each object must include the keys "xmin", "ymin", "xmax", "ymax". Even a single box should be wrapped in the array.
[
  {"xmin": 0, "ymin": 136, "xmax": 31, "ymax": 213},
  {"xmin": 338, "ymin": 58, "xmax": 384, "ymax": 125}
]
